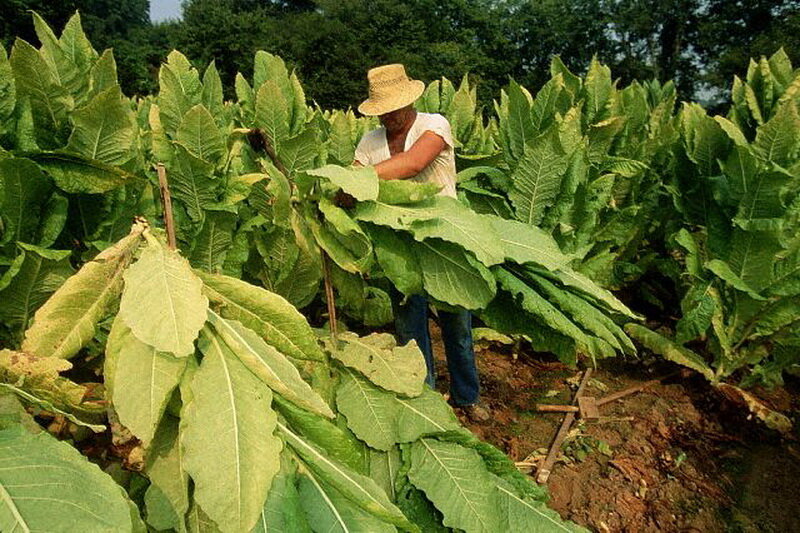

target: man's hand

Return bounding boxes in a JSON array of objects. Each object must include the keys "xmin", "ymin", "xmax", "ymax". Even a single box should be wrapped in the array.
[{"xmin": 374, "ymin": 131, "xmax": 446, "ymax": 180}]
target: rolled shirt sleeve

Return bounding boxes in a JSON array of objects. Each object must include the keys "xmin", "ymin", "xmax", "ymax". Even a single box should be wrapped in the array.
[
  {"xmin": 422, "ymin": 113, "xmax": 455, "ymax": 149},
  {"xmin": 354, "ymin": 135, "xmax": 372, "ymax": 165}
]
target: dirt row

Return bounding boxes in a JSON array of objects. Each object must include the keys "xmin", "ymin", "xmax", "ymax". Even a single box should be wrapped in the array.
[{"xmin": 428, "ymin": 323, "xmax": 800, "ymax": 533}]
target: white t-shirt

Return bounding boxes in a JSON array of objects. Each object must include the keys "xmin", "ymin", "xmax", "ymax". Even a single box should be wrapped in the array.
[{"xmin": 354, "ymin": 112, "xmax": 457, "ymax": 198}]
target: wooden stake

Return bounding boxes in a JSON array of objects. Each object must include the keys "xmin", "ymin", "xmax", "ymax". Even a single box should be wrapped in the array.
[
  {"xmin": 321, "ymin": 253, "xmax": 339, "ymax": 344},
  {"xmin": 537, "ymin": 369, "xmax": 592, "ymax": 484},
  {"xmin": 156, "ymin": 163, "xmax": 177, "ymax": 250},
  {"xmin": 251, "ymin": 127, "xmax": 339, "ymax": 342}
]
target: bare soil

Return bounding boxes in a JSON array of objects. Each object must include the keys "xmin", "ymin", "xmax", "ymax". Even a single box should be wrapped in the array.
[{"xmin": 428, "ymin": 322, "xmax": 800, "ymax": 533}]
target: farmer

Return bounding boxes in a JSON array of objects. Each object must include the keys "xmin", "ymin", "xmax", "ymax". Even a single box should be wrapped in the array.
[{"xmin": 353, "ymin": 64, "xmax": 490, "ymax": 422}]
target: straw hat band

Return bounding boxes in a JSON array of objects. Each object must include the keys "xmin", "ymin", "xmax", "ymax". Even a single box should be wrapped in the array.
[{"xmin": 370, "ymin": 75, "xmax": 412, "ymax": 89}]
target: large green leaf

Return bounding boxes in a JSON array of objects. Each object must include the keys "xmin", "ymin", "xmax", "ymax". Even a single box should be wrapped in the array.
[
  {"xmin": 486, "ymin": 216, "xmax": 570, "ymax": 270},
  {"xmin": 547, "ymin": 267, "xmax": 637, "ymax": 318},
  {"xmin": 368, "ymin": 448, "xmax": 401, "ymax": 501},
  {"xmin": 377, "ymin": 180, "xmax": 441, "ymax": 204},
  {"xmin": 189, "ymin": 209, "xmax": 236, "ymax": 273},
  {"xmin": 106, "ymin": 317, "xmax": 187, "ymax": 447},
  {"xmin": 624, "ymin": 324, "xmax": 714, "ymax": 381},
  {"xmin": 279, "ymin": 423, "xmax": 412, "ymax": 530},
  {"xmin": 394, "ymin": 388, "xmax": 462, "ymax": 442},
  {"xmin": 417, "ymin": 239, "xmax": 496, "ymax": 310},
  {"xmin": 177, "ymin": 104, "xmax": 225, "ymax": 164},
  {"xmin": 9, "ymin": 38, "xmax": 72, "ymax": 145},
  {"xmin": 183, "ymin": 328, "xmax": 283, "ymax": 533},
  {"xmin": 496, "ymin": 481, "xmax": 585, "ymax": 532},
  {"xmin": 503, "ymin": 81, "xmax": 534, "ymax": 162},
  {"xmin": 297, "ymin": 471, "xmax": 396, "ymax": 533},
  {"xmin": 508, "ymin": 128, "xmax": 569, "ymax": 226},
  {"xmin": 202, "ymin": 61, "xmax": 225, "ymax": 123},
  {"xmin": 169, "ymin": 143, "xmax": 218, "ymax": 223},
  {"xmin": 306, "ymin": 165, "xmax": 379, "ymax": 202},
  {"xmin": 326, "ymin": 112, "xmax": 356, "ymax": 166},
  {"xmin": 0, "ymin": 244, "xmax": 72, "ymax": 331},
  {"xmin": 274, "ymin": 395, "xmax": 366, "ymax": 474},
  {"xmin": 31, "ymin": 12, "xmax": 88, "ymax": 99},
  {"xmin": 207, "ymin": 311, "xmax": 333, "ymax": 418},
  {"xmin": 0, "ymin": 47, "xmax": 15, "ymax": 129},
  {"xmin": 65, "ymin": 84, "xmax": 137, "ymax": 166},
  {"xmin": 582, "ymin": 58, "xmax": 613, "ymax": 125},
  {"xmin": 367, "ymin": 225, "xmax": 424, "ymax": 295},
  {"xmin": 334, "ymin": 332, "xmax": 427, "ymax": 397},
  {"xmin": 527, "ymin": 271, "xmax": 633, "ymax": 354},
  {"xmin": 336, "ymin": 369, "xmax": 400, "ymax": 451},
  {"xmin": 255, "ymin": 80, "xmax": 289, "ymax": 149},
  {"xmin": 197, "ymin": 270, "xmax": 325, "ymax": 361},
  {"xmin": 313, "ymin": 198, "xmax": 374, "ymax": 274},
  {"xmin": 22, "ymin": 224, "xmax": 143, "ymax": 359},
  {"xmin": 25, "ymin": 150, "xmax": 137, "ymax": 194},
  {"xmin": 754, "ymin": 100, "xmax": 800, "ymax": 165},
  {"xmin": 0, "ymin": 157, "xmax": 52, "ymax": 246},
  {"xmin": 0, "ymin": 425, "xmax": 140, "ymax": 532},
  {"xmin": 144, "ymin": 415, "xmax": 190, "ymax": 533},
  {"xmin": 119, "ymin": 235, "xmax": 208, "ymax": 357},
  {"xmin": 354, "ymin": 198, "xmax": 505, "ymax": 266},
  {"xmin": 280, "ymin": 129, "xmax": 318, "ymax": 175},
  {"xmin": 158, "ymin": 50, "xmax": 202, "ymax": 137},
  {"xmin": 336, "ymin": 370, "xmax": 461, "ymax": 451},
  {"xmin": 89, "ymin": 49, "xmax": 118, "ymax": 99},
  {"xmin": 495, "ymin": 268, "xmax": 590, "ymax": 361},
  {"xmin": 252, "ymin": 453, "xmax": 310, "ymax": 533},
  {"xmin": 408, "ymin": 438, "xmax": 501, "ymax": 533}
]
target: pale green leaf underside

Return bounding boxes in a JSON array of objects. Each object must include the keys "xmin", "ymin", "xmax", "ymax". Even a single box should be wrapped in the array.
[
  {"xmin": 0, "ymin": 426, "xmax": 135, "ymax": 532},
  {"xmin": 119, "ymin": 237, "xmax": 208, "ymax": 357},
  {"xmin": 334, "ymin": 332, "xmax": 427, "ymax": 397},
  {"xmin": 408, "ymin": 438, "xmax": 501, "ymax": 533},
  {"xmin": 183, "ymin": 328, "xmax": 283, "ymax": 533}
]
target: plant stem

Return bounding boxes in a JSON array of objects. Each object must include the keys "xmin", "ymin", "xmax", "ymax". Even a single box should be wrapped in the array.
[
  {"xmin": 156, "ymin": 163, "xmax": 177, "ymax": 250},
  {"xmin": 252, "ymin": 127, "xmax": 339, "ymax": 343},
  {"xmin": 321, "ymin": 252, "xmax": 339, "ymax": 344}
]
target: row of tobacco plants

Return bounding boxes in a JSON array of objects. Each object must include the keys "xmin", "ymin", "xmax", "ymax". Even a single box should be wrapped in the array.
[{"xmin": 0, "ymin": 11, "xmax": 797, "ymax": 531}]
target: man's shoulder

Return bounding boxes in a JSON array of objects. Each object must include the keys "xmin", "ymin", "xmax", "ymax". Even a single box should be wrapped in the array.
[
  {"xmin": 418, "ymin": 112, "xmax": 450, "ymax": 125},
  {"xmin": 359, "ymin": 127, "xmax": 385, "ymax": 144}
]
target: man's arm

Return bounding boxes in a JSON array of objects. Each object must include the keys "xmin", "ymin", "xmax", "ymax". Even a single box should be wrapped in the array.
[{"xmin": 373, "ymin": 131, "xmax": 445, "ymax": 180}]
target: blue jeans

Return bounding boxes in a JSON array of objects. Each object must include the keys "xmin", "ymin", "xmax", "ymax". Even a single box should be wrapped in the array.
[{"xmin": 392, "ymin": 293, "xmax": 480, "ymax": 406}]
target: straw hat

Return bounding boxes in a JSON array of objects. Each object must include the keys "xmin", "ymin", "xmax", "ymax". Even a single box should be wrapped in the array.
[{"xmin": 358, "ymin": 64, "xmax": 425, "ymax": 116}]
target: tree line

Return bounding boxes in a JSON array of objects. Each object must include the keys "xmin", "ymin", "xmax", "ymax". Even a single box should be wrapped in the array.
[{"xmin": 2, "ymin": 0, "xmax": 799, "ymax": 111}]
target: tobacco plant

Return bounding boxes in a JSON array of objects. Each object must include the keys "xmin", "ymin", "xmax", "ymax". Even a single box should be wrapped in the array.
[
  {"xmin": 627, "ymin": 49, "xmax": 800, "ymax": 394},
  {"xmin": 0, "ymin": 220, "xmax": 585, "ymax": 531}
]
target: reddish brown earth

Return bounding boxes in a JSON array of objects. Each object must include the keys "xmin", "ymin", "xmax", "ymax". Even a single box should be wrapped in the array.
[{"xmin": 428, "ymin": 322, "xmax": 800, "ymax": 533}]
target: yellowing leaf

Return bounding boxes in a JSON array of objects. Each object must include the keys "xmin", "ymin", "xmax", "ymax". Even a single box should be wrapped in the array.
[{"xmin": 119, "ymin": 236, "xmax": 208, "ymax": 357}]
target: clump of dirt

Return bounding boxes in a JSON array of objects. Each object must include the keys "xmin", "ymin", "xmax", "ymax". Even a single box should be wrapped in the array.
[{"xmin": 427, "ymin": 321, "xmax": 800, "ymax": 533}]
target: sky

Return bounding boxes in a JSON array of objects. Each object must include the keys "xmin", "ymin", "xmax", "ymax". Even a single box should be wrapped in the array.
[{"xmin": 150, "ymin": 0, "xmax": 182, "ymax": 22}]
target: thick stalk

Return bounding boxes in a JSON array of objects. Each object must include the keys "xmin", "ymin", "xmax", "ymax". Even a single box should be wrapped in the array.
[
  {"xmin": 251, "ymin": 128, "xmax": 338, "ymax": 399},
  {"xmin": 156, "ymin": 163, "xmax": 177, "ymax": 250}
]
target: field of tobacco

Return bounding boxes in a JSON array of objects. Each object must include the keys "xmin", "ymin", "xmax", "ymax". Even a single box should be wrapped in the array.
[{"xmin": 0, "ymin": 12, "xmax": 797, "ymax": 532}]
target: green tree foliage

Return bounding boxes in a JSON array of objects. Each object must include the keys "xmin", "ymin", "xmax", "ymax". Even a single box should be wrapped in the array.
[{"xmin": 3, "ymin": 1, "xmax": 800, "ymax": 107}]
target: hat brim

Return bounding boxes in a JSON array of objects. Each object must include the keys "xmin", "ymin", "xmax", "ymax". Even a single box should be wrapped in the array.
[{"xmin": 357, "ymin": 80, "xmax": 426, "ymax": 116}]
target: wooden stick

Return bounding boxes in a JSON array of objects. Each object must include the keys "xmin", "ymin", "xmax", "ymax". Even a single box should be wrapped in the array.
[
  {"xmin": 251, "ymin": 126, "xmax": 339, "ymax": 342},
  {"xmin": 596, "ymin": 372, "xmax": 678, "ymax": 407},
  {"xmin": 536, "ymin": 404, "xmax": 579, "ymax": 413},
  {"xmin": 321, "ymin": 253, "xmax": 339, "ymax": 344},
  {"xmin": 537, "ymin": 369, "xmax": 592, "ymax": 484},
  {"xmin": 156, "ymin": 163, "xmax": 177, "ymax": 250}
]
